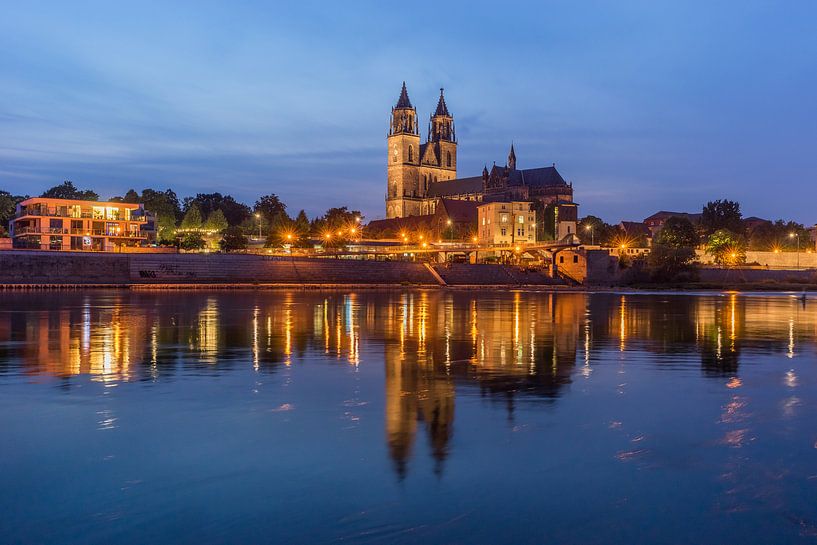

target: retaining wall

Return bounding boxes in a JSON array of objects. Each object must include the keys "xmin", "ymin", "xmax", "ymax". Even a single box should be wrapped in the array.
[{"xmin": 0, "ymin": 251, "xmax": 560, "ymax": 287}]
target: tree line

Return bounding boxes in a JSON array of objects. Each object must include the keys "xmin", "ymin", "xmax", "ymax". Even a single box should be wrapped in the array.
[{"xmin": 0, "ymin": 181, "xmax": 362, "ymax": 251}]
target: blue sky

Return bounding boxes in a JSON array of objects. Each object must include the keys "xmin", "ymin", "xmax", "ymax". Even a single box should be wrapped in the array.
[{"xmin": 1, "ymin": 0, "xmax": 816, "ymax": 222}]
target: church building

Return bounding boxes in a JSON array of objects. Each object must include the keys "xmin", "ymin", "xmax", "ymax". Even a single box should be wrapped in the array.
[{"xmin": 385, "ymin": 82, "xmax": 576, "ymax": 223}]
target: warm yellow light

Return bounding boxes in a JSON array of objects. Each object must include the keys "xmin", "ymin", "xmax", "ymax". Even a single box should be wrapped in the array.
[
  {"xmin": 350, "ymin": 227, "xmax": 357, "ymax": 234},
  {"xmin": 337, "ymin": 230, "xmax": 343, "ymax": 236},
  {"xmin": 446, "ymin": 219, "xmax": 452, "ymax": 226},
  {"xmin": 585, "ymin": 225, "xmax": 592, "ymax": 231},
  {"xmin": 515, "ymin": 246, "xmax": 521, "ymax": 252},
  {"xmin": 730, "ymin": 252, "xmax": 737, "ymax": 258},
  {"xmin": 419, "ymin": 235, "xmax": 424, "ymax": 240},
  {"xmin": 421, "ymin": 242, "xmax": 428, "ymax": 248},
  {"xmin": 254, "ymin": 213, "xmax": 260, "ymax": 218},
  {"xmin": 355, "ymin": 217, "xmax": 361, "ymax": 223},
  {"xmin": 472, "ymin": 236, "xmax": 478, "ymax": 243},
  {"xmin": 789, "ymin": 232, "xmax": 796, "ymax": 238},
  {"xmin": 286, "ymin": 234, "xmax": 293, "ymax": 241},
  {"xmin": 619, "ymin": 244, "xmax": 626, "ymax": 250},
  {"xmin": 324, "ymin": 233, "xmax": 332, "ymax": 240}
]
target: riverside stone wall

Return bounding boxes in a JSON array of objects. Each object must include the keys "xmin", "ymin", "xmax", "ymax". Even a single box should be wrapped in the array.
[{"xmin": 0, "ymin": 251, "xmax": 441, "ymax": 285}]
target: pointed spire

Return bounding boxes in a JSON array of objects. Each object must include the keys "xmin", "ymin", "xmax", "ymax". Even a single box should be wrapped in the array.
[
  {"xmin": 434, "ymin": 88, "xmax": 450, "ymax": 116},
  {"xmin": 508, "ymin": 143, "xmax": 517, "ymax": 170},
  {"xmin": 395, "ymin": 81, "xmax": 413, "ymax": 109}
]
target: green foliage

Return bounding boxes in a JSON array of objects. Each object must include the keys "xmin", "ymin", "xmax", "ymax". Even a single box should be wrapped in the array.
[
  {"xmin": 184, "ymin": 193, "xmax": 251, "ymax": 226},
  {"xmin": 647, "ymin": 217, "xmax": 699, "ymax": 281},
  {"xmin": 577, "ymin": 215, "xmax": 623, "ymax": 247},
  {"xmin": 656, "ymin": 216, "xmax": 698, "ymax": 248},
  {"xmin": 701, "ymin": 199, "xmax": 742, "ymax": 235},
  {"xmin": 220, "ymin": 226, "xmax": 248, "ymax": 252},
  {"xmin": 292, "ymin": 210, "xmax": 312, "ymax": 247},
  {"xmin": 254, "ymin": 194, "xmax": 288, "ymax": 225},
  {"xmin": 705, "ymin": 229, "xmax": 746, "ymax": 266},
  {"xmin": 0, "ymin": 190, "xmax": 28, "ymax": 229},
  {"xmin": 180, "ymin": 205, "xmax": 203, "ymax": 230},
  {"xmin": 178, "ymin": 232, "xmax": 205, "ymax": 251},
  {"xmin": 747, "ymin": 219, "xmax": 809, "ymax": 251},
  {"xmin": 41, "ymin": 181, "xmax": 99, "ymax": 201},
  {"xmin": 203, "ymin": 209, "xmax": 229, "ymax": 232}
]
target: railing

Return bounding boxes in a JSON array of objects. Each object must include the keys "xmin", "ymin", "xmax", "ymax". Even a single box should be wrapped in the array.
[
  {"xmin": 15, "ymin": 209, "xmax": 143, "ymax": 221},
  {"xmin": 12, "ymin": 227, "xmax": 147, "ymax": 238}
]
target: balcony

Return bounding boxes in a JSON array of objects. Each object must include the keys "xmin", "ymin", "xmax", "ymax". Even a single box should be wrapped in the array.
[{"xmin": 13, "ymin": 227, "xmax": 147, "ymax": 238}]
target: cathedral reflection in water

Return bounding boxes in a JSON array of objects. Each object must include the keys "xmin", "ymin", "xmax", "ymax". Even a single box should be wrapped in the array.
[{"xmin": 0, "ymin": 290, "xmax": 813, "ymax": 477}]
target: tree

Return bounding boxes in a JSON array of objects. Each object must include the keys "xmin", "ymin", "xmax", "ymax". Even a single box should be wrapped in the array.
[
  {"xmin": 254, "ymin": 194, "xmax": 288, "ymax": 225},
  {"xmin": 220, "ymin": 226, "xmax": 248, "ymax": 252},
  {"xmin": 203, "ymin": 209, "xmax": 229, "ymax": 232},
  {"xmin": 180, "ymin": 205, "xmax": 203, "ymax": 230},
  {"xmin": 141, "ymin": 189, "xmax": 182, "ymax": 243},
  {"xmin": 648, "ymin": 217, "xmax": 698, "ymax": 281},
  {"xmin": 41, "ymin": 181, "xmax": 99, "ymax": 201},
  {"xmin": 657, "ymin": 216, "xmax": 698, "ymax": 248},
  {"xmin": 701, "ymin": 199, "xmax": 742, "ymax": 235},
  {"xmin": 0, "ymin": 190, "xmax": 27, "ymax": 229},
  {"xmin": 705, "ymin": 229, "xmax": 746, "ymax": 266},
  {"xmin": 748, "ymin": 219, "xmax": 810, "ymax": 251},
  {"xmin": 292, "ymin": 210, "xmax": 312, "ymax": 247},
  {"xmin": 178, "ymin": 232, "xmax": 205, "ymax": 251},
  {"xmin": 577, "ymin": 215, "xmax": 621, "ymax": 246},
  {"xmin": 183, "ymin": 193, "xmax": 251, "ymax": 226}
]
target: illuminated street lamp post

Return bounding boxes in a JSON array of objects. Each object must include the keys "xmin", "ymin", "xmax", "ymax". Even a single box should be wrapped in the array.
[
  {"xmin": 254, "ymin": 213, "xmax": 261, "ymax": 239},
  {"xmin": 790, "ymin": 232, "xmax": 800, "ymax": 269},
  {"xmin": 585, "ymin": 224, "xmax": 594, "ymax": 245},
  {"xmin": 446, "ymin": 219, "xmax": 452, "ymax": 242}
]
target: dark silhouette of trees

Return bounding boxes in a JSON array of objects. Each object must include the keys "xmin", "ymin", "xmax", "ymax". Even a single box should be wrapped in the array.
[{"xmin": 41, "ymin": 181, "xmax": 98, "ymax": 201}]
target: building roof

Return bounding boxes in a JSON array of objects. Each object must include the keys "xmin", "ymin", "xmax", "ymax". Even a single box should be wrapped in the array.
[
  {"xmin": 433, "ymin": 88, "xmax": 450, "ymax": 116},
  {"xmin": 395, "ymin": 81, "xmax": 413, "ymax": 109},
  {"xmin": 507, "ymin": 166, "xmax": 567, "ymax": 187},
  {"xmin": 620, "ymin": 221, "xmax": 652, "ymax": 238},
  {"xmin": 437, "ymin": 198, "xmax": 478, "ymax": 224},
  {"xmin": 19, "ymin": 197, "xmax": 143, "ymax": 209},
  {"xmin": 643, "ymin": 210, "xmax": 702, "ymax": 224},
  {"xmin": 426, "ymin": 165, "xmax": 569, "ymax": 199},
  {"xmin": 426, "ymin": 176, "xmax": 484, "ymax": 197}
]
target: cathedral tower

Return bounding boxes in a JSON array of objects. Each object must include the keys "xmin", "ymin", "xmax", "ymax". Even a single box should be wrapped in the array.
[
  {"xmin": 386, "ymin": 84, "xmax": 459, "ymax": 218},
  {"xmin": 386, "ymin": 82, "xmax": 422, "ymax": 219}
]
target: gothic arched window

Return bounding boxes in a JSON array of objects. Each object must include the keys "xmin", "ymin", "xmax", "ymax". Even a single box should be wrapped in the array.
[
  {"xmin": 446, "ymin": 152, "xmax": 452, "ymax": 167},
  {"xmin": 408, "ymin": 146, "xmax": 413, "ymax": 162}
]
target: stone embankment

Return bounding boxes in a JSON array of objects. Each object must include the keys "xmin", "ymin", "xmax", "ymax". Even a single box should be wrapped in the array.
[{"xmin": 0, "ymin": 251, "xmax": 565, "ymax": 289}]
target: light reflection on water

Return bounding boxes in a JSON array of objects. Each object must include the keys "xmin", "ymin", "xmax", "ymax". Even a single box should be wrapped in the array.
[{"xmin": 0, "ymin": 290, "xmax": 816, "ymax": 544}]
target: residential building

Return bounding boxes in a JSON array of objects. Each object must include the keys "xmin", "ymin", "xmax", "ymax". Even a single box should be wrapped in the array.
[
  {"xmin": 477, "ymin": 201, "xmax": 536, "ymax": 246},
  {"xmin": 643, "ymin": 211, "xmax": 702, "ymax": 237},
  {"xmin": 10, "ymin": 198, "xmax": 148, "ymax": 251}
]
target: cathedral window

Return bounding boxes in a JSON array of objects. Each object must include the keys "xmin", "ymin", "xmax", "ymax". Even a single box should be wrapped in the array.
[
  {"xmin": 446, "ymin": 151, "xmax": 452, "ymax": 167},
  {"xmin": 408, "ymin": 146, "xmax": 413, "ymax": 162}
]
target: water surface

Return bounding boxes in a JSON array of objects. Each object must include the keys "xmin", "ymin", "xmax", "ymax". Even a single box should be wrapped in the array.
[{"xmin": 1, "ymin": 290, "xmax": 816, "ymax": 544}]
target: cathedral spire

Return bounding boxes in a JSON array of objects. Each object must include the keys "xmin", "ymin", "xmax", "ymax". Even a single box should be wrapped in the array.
[
  {"xmin": 508, "ymin": 143, "xmax": 517, "ymax": 170},
  {"xmin": 395, "ymin": 81, "xmax": 413, "ymax": 109},
  {"xmin": 434, "ymin": 88, "xmax": 450, "ymax": 116}
]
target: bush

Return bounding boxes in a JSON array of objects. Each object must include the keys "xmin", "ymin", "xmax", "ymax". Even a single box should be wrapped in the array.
[
  {"xmin": 178, "ymin": 232, "xmax": 205, "ymax": 251},
  {"xmin": 220, "ymin": 226, "xmax": 248, "ymax": 252}
]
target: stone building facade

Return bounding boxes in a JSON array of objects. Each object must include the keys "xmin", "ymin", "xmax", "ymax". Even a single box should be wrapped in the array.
[{"xmin": 385, "ymin": 82, "xmax": 575, "ymax": 221}]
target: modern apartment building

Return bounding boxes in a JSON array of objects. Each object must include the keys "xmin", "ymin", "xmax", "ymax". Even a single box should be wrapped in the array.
[{"xmin": 9, "ymin": 198, "xmax": 147, "ymax": 251}]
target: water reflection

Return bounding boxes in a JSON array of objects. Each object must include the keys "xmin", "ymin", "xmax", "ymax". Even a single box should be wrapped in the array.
[{"xmin": 0, "ymin": 290, "xmax": 815, "ymax": 480}]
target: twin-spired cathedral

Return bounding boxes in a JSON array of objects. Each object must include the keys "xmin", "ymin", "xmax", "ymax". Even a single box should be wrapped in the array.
[{"xmin": 385, "ymin": 82, "xmax": 575, "ymax": 220}]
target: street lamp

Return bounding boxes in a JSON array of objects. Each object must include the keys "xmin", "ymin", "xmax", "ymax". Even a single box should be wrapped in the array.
[
  {"xmin": 790, "ymin": 232, "xmax": 800, "ymax": 269},
  {"xmin": 446, "ymin": 218, "xmax": 452, "ymax": 242},
  {"xmin": 585, "ymin": 224, "xmax": 594, "ymax": 245},
  {"xmin": 254, "ymin": 213, "xmax": 261, "ymax": 239}
]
